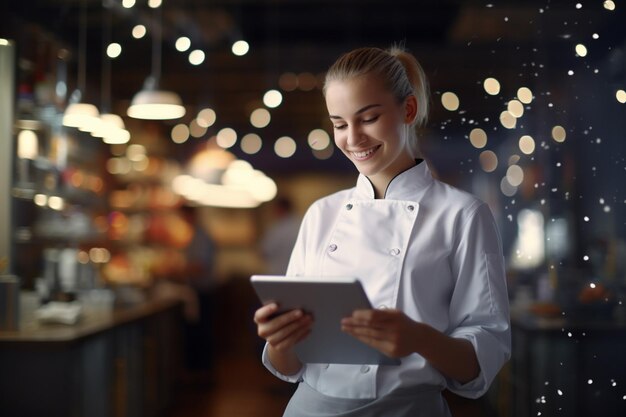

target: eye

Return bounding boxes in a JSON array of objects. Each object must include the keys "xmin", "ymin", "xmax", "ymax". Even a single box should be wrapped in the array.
[
  {"xmin": 362, "ymin": 115, "xmax": 379, "ymax": 124},
  {"xmin": 333, "ymin": 124, "xmax": 347, "ymax": 130}
]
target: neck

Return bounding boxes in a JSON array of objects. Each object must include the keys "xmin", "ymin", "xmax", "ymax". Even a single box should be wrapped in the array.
[{"xmin": 368, "ymin": 156, "xmax": 417, "ymax": 199}]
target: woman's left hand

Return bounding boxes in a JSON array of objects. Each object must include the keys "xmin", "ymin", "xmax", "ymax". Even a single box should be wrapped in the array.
[{"xmin": 341, "ymin": 309, "xmax": 422, "ymax": 358}]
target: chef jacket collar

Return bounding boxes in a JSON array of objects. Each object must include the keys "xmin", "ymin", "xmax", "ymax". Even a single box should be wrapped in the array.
[{"xmin": 355, "ymin": 159, "xmax": 433, "ymax": 200}]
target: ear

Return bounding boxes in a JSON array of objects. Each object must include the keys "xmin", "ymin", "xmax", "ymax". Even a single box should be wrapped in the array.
[{"xmin": 404, "ymin": 95, "xmax": 418, "ymax": 124}]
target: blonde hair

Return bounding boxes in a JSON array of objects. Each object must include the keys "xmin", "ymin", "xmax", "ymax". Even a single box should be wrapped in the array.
[{"xmin": 323, "ymin": 46, "xmax": 430, "ymax": 157}]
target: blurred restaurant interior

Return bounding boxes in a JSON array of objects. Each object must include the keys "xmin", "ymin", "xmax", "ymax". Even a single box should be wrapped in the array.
[{"xmin": 1, "ymin": 0, "xmax": 625, "ymax": 416}]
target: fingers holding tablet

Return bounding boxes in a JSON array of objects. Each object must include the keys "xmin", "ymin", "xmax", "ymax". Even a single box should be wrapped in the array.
[{"xmin": 254, "ymin": 303, "xmax": 314, "ymax": 351}]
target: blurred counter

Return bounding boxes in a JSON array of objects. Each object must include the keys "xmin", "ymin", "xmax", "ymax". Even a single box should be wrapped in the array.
[
  {"xmin": 0, "ymin": 295, "xmax": 181, "ymax": 345},
  {"xmin": 497, "ymin": 311, "xmax": 626, "ymax": 417},
  {"xmin": 0, "ymin": 294, "xmax": 184, "ymax": 417}
]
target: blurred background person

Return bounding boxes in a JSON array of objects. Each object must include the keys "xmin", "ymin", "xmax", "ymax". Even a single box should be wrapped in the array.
[
  {"xmin": 179, "ymin": 205, "xmax": 218, "ymax": 382},
  {"xmin": 260, "ymin": 196, "xmax": 301, "ymax": 275}
]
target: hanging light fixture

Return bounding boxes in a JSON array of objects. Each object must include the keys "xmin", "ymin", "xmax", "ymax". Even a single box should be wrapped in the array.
[
  {"xmin": 127, "ymin": 3, "xmax": 185, "ymax": 120},
  {"xmin": 92, "ymin": 0, "xmax": 129, "ymax": 144},
  {"xmin": 63, "ymin": 0, "xmax": 100, "ymax": 130}
]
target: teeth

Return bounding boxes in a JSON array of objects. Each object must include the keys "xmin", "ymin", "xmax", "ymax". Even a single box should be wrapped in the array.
[{"xmin": 352, "ymin": 147, "xmax": 377, "ymax": 158}]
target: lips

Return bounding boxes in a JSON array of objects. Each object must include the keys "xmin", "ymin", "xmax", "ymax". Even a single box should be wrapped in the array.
[{"xmin": 350, "ymin": 145, "xmax": 381, "ymax": 160}]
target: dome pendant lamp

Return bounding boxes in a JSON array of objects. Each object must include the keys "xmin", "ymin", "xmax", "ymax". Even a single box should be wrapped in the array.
[
  {"xmin": 127, "ymin": 4, "xmax": 185, "ymax": 120},
  {"xmin": 92, "ymin": 1, "xmax": 130, "ymax": 144},
  {"xmin": 63, "ymin": 0, "xmax": 100, "ymax": 131}
]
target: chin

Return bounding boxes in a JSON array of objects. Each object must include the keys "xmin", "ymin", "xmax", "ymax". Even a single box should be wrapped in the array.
[{"xmin": 351, "ymin": 161, "xmax": 378, "ymax": 177}]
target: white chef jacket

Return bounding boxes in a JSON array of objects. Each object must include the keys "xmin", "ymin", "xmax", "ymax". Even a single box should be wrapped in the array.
[{"xmin": 262, "ymin": 160, "xmax": 511, "ymax": 400}]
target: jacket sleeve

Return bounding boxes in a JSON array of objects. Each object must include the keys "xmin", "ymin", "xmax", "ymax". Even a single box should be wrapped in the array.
[
  {"xmin": 445, "ymin": 202, "xmax": 511, "ymax": 398},
  {"xmin": 260, "ymin": 205, "xmax": 315, "ymax": 383}
]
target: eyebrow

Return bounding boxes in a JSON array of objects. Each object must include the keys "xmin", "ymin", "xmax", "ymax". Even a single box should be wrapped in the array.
[{"xmin": 329, "ymin": 103, "xmax": 382, "ymax": 119}]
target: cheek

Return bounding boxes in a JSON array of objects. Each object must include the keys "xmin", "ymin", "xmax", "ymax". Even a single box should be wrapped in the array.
[{"xmin": 333, "ymin": 132, "xmax": 346, "ymax": 149}]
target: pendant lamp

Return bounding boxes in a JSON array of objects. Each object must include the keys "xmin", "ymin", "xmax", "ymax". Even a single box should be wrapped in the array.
[
  {"xmin": 92, "ymin": 0, "xmax": 130, "ymax": 144},
  {"xmin": 127, "ymin": 4, "xmax": 185, "ymax": 120},
  {"xmin": 63, "ymin": 0, "xmax": 100, "ymax": 131}
]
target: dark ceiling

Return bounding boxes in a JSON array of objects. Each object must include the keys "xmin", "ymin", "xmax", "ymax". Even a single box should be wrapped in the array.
[{"xmin": 2, "ymin": 0, "xmax": 625, "ymax": 173}]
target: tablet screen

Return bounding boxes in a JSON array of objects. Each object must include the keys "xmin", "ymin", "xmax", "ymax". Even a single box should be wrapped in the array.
[{"xmin": 251, "ymin": 275, "xmax": 400, "ymax": 365}]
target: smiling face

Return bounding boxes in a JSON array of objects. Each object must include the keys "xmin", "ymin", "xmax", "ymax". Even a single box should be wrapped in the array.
[{"xmin": 325, "ymin": 73, "xmax": 417, "ymax": 196}]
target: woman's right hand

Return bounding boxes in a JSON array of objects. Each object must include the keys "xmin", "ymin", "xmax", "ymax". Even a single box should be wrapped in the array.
[{"xmin": 254, "ymin": 303, "xmax": 313, "ymax": 352}]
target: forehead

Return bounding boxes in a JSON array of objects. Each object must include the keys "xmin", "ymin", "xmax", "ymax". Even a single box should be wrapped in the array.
[{"xmin": 325, "ymin": 74, "xmax": 394, "ymax": 113}]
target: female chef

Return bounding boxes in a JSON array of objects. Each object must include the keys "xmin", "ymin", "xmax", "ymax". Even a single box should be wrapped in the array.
[{"xmin": 253, "ymin": 46, "xmax": 511, "ymax": 417}]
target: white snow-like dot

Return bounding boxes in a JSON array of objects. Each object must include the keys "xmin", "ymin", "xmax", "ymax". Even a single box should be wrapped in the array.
[
  {"xmin": 568, "ymin": 70, "xmax": 574, "ymax": 75},
  {"xmin": 557, "ymin": 389, "xmax": 563, "ymax": 396},
  {"xmin": 584, "ymin": 255, "xmax": 589, "ymax": 261},
  {"xmin": 584, "ymin": 216, "xmax": 590, "ymax": 222},
  {"xmin": 588, "ymin": 379, "xmax": 593, "ymax": 384}
]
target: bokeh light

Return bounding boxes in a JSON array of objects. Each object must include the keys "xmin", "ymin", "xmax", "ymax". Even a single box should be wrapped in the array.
[
  {"xmin": 189, "ymin": 119, "xmax": 208, "ymax": 138},
  {"xmin": 500, "ymin": 111, "xmax": 517, "ymax": 129},
  {"xmin": 274, "ymin": 136, "xmax": 296, "ymax": 158},
  {"xmin": 307, "ymin": 129, "xmax": 331, "ymax": 150},
  {"xmin": 197, "ymin": 108, "xmax": 216, "ymax": 127},
  {"xmin": 519, "ymin": 135, "xmax": 536, "ymax": 155},
  {"xmin": 232, "ymin": 40, "xmax": 250, "ymax": 56},
  {"xmin": 189, "ymin": 49, "xmax": 205, "ymax": 65},
  {"xmin": 216, "ymin": 128, "xmax": 237, "ymax": 148},
  {"xmin": 507, "ymin": 165, "xmax": 524, "ymax": 187},
  {"xmin": 484, "ymin": 77, "xmax": 501, "ymax": 95},
  {"xmin": 279, "ymin": 72, "xmax": 299, "ymax": 92},
  {"xmin": 479, "ymin": 150, "xmax": 498, "ymax": 172},
  {"xmin": 171, "ymin": 124, "xmax": 190, "ymax": 144},
  {"xmin": 603, "ymin": 1, "xmax": 615, "ymax": 11},
  {"xmin": 517, "ymin": 87, "xmax": 533, "ymax": 104},
  {"xmin": 507, "ymin": 100, "xmax": 524, "ymax": 118},
  {"xmin": 250, "ymin": 108, "xmax": 271, "ymax": 128},
  {"xmin": 132, "ymin": 25, "xmax": 146, "ymax": 39},
  {"xmin": 263, "ymin": 90, "xmax": 283, "ymax": 108},
  {"xmin": 241, "ymin": 133, "xmax": 262, "ymax": 154},
  {"xmin": 106, "ymin": 43, "xmax": 122, "ymax": 58},
  {"xmin": 441, "ymin": 92, "xmax": 460, "ymax": 111},
  {"xmin": 469, "ymin": 128, "xmax": 487, "ymax": 149},
  {"xmin": 175, "ymin": 36, "xmax": 191, "ymax": 52},
  {"xmin": 552, "ymin": 125, "xmax": 567, "ymax": 142}
]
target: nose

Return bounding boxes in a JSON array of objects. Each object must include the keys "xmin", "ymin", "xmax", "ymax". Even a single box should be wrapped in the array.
[{"xmin": 346, "ymin": 124, "xmax": 366, "ymax": 147}]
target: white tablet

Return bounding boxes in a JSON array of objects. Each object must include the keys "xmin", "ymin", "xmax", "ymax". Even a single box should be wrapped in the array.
[{"xmin": 251, "ymin": 275, "xmax": 400, "ymax": 365}]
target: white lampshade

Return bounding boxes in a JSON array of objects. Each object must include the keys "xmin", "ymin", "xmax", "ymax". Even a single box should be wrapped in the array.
[
  {"xmin": 17, "ymin": 130, "xmax": 39, "ymax": 160},
  {"xmin": 63, "ymin": 102, "xmax": 100, "ymax": 130},
  {"xmin": 103, "ymin": 128, "xmax": 131, "ymax": 144},
  {"xmin": 127, "ymin": 89, "xmax": 185, "ymax": 120},
  {"xmin": 91, "ymin": 113, "xmax": 126, "ymax": 138}
]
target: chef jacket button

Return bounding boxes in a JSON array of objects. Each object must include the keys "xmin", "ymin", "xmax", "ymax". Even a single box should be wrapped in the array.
[
  {"xmin": 389, "ymin": 248, "xmax": 401, "ymax": 256},
  {"xmin": 407, "ymin": 205, "xmax": 415, "ymax": 212},
  {"xmin": 360, "ymin": 365, "xmax": 370, "ymax": 374},
  {"xmin": 378, "ymin": 304, "xmax": 388, "ymax": 310},
  {"xmin": 328, "ymin": 244, "xmax": 338, "ymax": 252},
  {"xmin": 346, "ymin": 203, "xmax": 353, "ymax": 210}
]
